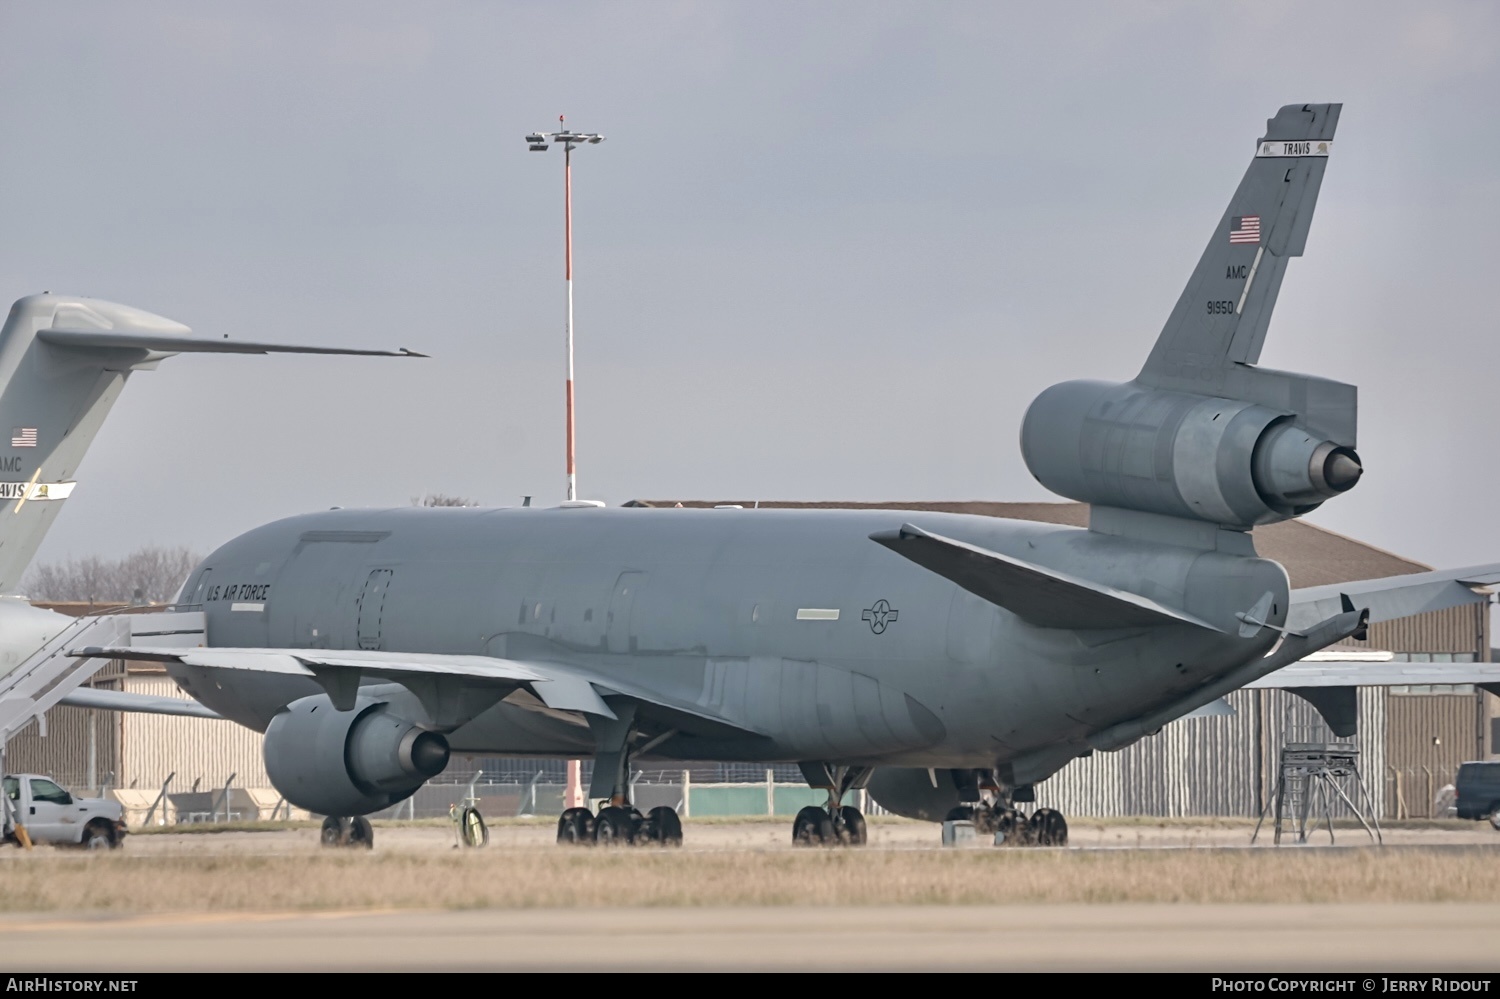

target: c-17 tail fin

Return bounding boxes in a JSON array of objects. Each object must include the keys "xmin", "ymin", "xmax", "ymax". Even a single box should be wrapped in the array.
[
  {"xmin": 1138, "ymin": 103, "xmax": 1340, "ymax": 394},
  {"xmin": 0, "ymin": 293, "xmax": 422, "ymax": 593}
]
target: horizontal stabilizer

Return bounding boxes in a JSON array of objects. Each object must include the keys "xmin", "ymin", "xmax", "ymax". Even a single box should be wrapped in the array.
[
  {"xmin": 869, "ymin": 523, "xmax": 1222, "ymax": 632},
  {"xmin": 1288, "ymin": 563, "xmax": 1500, "ymax": 632},
  {"xmin": 1247, "ymin": 657, "xmax": 1500, "ymax": 690},
  {"xmin": 38, "ymin": 328, "xmax": 426, "ymax": 357}
]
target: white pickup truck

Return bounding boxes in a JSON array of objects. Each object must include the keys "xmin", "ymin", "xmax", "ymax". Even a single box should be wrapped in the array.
[{"xmin": 3, "ymin": 773, "xmax": 126, "ymax": 848}]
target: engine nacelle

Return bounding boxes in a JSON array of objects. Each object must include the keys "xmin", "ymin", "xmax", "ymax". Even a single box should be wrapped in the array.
[
  {"xmin": 866, "ymin": 768, "xmax": 968, "ymax": 823},
  {"xmin": 1020, "ymin": 379, "xmax": 1361, "ymax": 529},
  {"xmin": 263, "ymin": 695, "xmax": 451, "ymax": 816}
]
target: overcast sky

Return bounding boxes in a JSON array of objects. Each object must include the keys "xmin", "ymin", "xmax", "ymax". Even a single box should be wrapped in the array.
[{"xmin": 3, "ymin": 2, "xmax": 1498, "ymax": 574}]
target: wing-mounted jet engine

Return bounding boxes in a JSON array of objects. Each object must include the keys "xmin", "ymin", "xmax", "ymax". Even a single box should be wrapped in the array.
[
  {"xmin": 263, "ymin": 694, "xmax": 451, "ymax": 819},
  {"xmin": 1022, "ymin": 103, "xmax": 1356, "ymax": 535}
]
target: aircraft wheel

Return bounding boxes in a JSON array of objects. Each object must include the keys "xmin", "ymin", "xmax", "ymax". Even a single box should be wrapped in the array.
[
  {"xmin": 644, "ymin": 806, "xmax": 683, "ymax": 847},
  {"xmin": 556, "ymin": 807, "xmax": 595, "ymax": 845},
  {"xmin": 839, "ymin": 806, "xmax": 868, "ymax": 846},
  {"xmin": 1028, "ymin": 807, "xmax": 1068, "ymax": 847},
  {"xmin": 320, "ymin": 816, "xmax": 349, "ymax": 848},
  {"xmin": 991, "ymin": 807, "xmax": 1029, "ymax": 846},
  {"xmin": 458, "ymin": 806, "xmax": 488, "ymax": 848},
  {"xmin": 1488, "ymin": 806, "xmax": 1500, "ymax": 832},
  {"xmin": 594, "ymin": 805, "xmax": 635, "ymax": 846},
  {"xmin": 349, "ymin": 815, "xmax": 374, "ymax": 849},
  {"xmin": 792, "ymin": 805, "xmax": 834, "ymax": 847}
]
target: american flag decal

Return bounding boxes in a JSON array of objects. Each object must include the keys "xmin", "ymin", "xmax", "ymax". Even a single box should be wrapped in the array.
[
  {"xmin": 10, "ymin": 428, "xmax": 36, "ymax": 448},
  {"xmin": 1229, "ymin": 215, "xmax": 1261, "ymax": 245}
]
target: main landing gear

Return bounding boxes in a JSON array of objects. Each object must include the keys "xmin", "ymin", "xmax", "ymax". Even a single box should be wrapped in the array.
[
  {"xmin": 556, "ymin": 706, "xmax": 685, "ymax": 847},
  {"xmin": 556, "ymin": 803, "xmax": 684, "ymax": 847},
  {"xmin": 791, "ymin": 763, "xmax": 871, "ymax": 848},
  {"xmin": 944, "ymin": 778, "xmax": 1069, "ymax": 848}
]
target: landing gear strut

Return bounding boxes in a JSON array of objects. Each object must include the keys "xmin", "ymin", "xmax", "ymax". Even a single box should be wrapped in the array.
[
  {"xmin": 553, "ymin": 706, "xmax": 685, "ymax": 848},
  {"xmin": 791, "ymin": 763, "xmax": 871, "ymax": 847}
]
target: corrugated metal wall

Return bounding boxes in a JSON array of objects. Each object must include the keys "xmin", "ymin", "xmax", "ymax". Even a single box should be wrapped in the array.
[
  {"xmin": 4, "ymin": 703, "xmax": 121, "ymax": 792},
  {"xmin": 1345, "ymin": 603, "xmax": 1488, "ymax": 655},
  {"xmin": 1037, "ymin": 687, "xmax": 1387, "ymax": 818},
  {"xmin": 119, "ymin": 674, "xmax": 269, "ymax": 791},
  {"xmin": 1384, "ymin": 693, "xmax": 1478, "ymax": 817}
]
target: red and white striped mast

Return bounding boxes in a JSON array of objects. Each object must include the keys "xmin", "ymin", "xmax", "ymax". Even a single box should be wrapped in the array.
[
  {"xmin": 527, "ymin": 116, "xmax": 605, "ymax": 503},
  {"xmin": 527, "ymin": 118, "xmax": 605, "ymax": 810}
]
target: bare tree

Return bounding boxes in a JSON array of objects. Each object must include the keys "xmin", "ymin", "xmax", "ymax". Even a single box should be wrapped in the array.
[
  {"xmin": 24, "ymin": 545, "xmax": 202, "ymax": 604},
  {"xmin": 412, "ymin": 494, "xmax": 478, "ymax": 507}
]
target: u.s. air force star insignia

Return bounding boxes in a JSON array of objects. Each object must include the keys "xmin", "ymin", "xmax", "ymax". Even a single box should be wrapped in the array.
[{"xmin": 861, "ymin": 599, "xmax": 899, "ymax": 635}]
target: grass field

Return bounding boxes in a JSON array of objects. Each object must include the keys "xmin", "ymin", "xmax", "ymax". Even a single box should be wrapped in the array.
[{"xmin": 3, "ymin": 843, "xmax": 1497, "ymax": 914}]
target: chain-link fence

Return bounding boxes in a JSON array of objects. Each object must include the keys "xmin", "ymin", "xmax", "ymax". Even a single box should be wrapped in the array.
[{"xmin": 1386, "ymin": 766, "xmax": 1463, "ymax": 820}]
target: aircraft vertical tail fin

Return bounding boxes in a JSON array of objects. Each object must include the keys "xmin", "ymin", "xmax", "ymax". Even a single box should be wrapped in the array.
[
  {"xmin": 1138, "ymin": 103, "xmax": 1340, "ymax": 394},
  {"xmin": 0, "ymin": 294, "xmax": 424, "ymax": 594},
  {"xmin": 0, "ymin": 295, "xmax": 174, "ymax": 592}
]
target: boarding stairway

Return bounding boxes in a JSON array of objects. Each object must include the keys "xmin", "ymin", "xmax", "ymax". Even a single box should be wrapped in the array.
[
  {"xmin": 0, "ymin": 610, "xmax": 205, "ymax": 741},
  {"xmin": 0, "ymin": 609, "xmax": 205, "ymax": 837}
]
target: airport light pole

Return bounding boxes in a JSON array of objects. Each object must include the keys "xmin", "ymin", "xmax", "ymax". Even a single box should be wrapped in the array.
[
  {"xmin": 526, "ymin": 117, "xmax": 605, "ymax": 504},
  {"xmin": 527, "ymin": 118, "xmax": 604, "ymax": 812}
]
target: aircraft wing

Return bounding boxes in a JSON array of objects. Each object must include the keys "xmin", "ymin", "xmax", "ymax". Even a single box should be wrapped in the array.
[
  {"xmin": 37, "ymin": 328, "xmax": 426, "ymax": 357},
  {"xmin": 72, "ymin": 645, "xmax": 617, "ymax": 718},
  {"xmin": 56, "ymin": 687, "xmax": 223, "ymax": 719},
  {"xmin": 68, "ymin": 645, "xmax": 764, "ymax": 737},
  {"xmin": 1287, "ymin": 564, "xmax": 1500, "ymax": 631},
  {"xmin": 870, "ymin": 523, "xmax": 1223, "ymax": 631}
]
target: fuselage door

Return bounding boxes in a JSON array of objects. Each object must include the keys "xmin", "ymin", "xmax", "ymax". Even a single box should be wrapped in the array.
[
  {"xmin": 606, "ymin": 571, "xmax": 644, "ymax": 654},
  {"xmin": 357, "ymin": 569, "xmax": 394, "ymax": 651}
]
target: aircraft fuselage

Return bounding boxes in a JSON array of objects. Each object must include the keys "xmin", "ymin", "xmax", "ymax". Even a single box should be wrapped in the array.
[{"xmin": 174, "ymin": 505, "xmax": 1286, "ymax": 771}]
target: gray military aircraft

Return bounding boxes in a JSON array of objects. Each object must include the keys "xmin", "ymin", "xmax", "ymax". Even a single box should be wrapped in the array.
[
  {"xmin": 75, "ymin": 104, "xmax": 1500, "ymax": 848},
  {"xmin": 0, "ymin": 293, "xmax": 421, "ymax": 700}
]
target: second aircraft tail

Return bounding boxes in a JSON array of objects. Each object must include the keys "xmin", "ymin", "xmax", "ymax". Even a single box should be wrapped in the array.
[{"xmin": 0, "ymin": 293, "xmax": 422, "ymax": 594}]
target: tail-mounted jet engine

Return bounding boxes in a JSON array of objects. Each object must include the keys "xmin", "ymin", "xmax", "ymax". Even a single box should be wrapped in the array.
[
  {"xmin": 263, "ymin": 695, "xmax": 451, "ymax": 816},
  {"xmin": 1020, "ymin": 378, "xmax": 1361, "ymax": 528}
]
